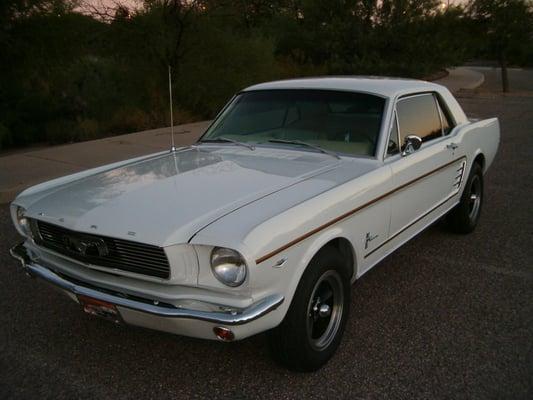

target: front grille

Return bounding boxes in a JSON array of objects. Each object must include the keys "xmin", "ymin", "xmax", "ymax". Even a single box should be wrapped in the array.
[{"xmin": 33, "ymin": 220, "xmax": 170, "ymax": 279}]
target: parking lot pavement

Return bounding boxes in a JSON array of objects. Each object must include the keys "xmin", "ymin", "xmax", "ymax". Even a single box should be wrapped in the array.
[{"xmin": 1, "ymin": 75, "xmax": 532, "ymax": 399}]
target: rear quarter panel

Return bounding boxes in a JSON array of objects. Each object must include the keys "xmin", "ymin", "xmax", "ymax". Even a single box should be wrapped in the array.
[{"xmin": 455, "ymin": 117, "xmax": 500, "ymax": 176}]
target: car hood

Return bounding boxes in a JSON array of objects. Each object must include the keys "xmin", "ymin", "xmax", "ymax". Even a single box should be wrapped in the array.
[{"xmin": 20, "ymin": 146, "xmax": 342, "ymax": 246}]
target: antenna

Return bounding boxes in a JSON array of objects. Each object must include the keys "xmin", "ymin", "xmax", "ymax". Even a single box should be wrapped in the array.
[{"xmin": 168, "ymin": 65, "xmax": 176, "ymax": 152}]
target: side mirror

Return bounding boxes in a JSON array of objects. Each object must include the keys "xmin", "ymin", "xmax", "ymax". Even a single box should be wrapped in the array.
[{"xmin": 402, "ymin": 135, "xmax": 422, "ymax": 156}]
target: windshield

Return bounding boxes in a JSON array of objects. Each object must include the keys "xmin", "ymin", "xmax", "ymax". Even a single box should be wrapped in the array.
[{"xmin": 201, "ymin": 89, "xmax": 386, "ymax": 157}]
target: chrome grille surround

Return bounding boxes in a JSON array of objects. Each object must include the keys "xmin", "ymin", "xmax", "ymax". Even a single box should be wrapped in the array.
[{"xmin": 32, "ymin": 219, "xmax": 170, "ymax": 279}]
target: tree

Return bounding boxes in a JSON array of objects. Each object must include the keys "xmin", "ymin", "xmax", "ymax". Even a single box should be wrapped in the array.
[
  {"xmin": 468, "ymin": 0, "xmax": 533, "ymax": 92},
  {"xmin": 140, "ymin": 0, "xmax": 201, "ymax": 69}
]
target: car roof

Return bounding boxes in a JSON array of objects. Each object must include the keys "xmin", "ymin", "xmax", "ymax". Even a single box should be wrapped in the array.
[{"xmin": 242, "ymin": 76, "xmax": 444, "ymax": 98}]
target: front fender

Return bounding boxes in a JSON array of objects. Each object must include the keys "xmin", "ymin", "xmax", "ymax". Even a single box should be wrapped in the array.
[{"xmin": 249, "ymin": 227, "xmax": 358, "ymax": 326}]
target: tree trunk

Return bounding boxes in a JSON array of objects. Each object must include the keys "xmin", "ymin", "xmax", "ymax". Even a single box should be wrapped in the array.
[{"xmin": 500, "ymin": 57, "xmax": 509, "ymax": 93}]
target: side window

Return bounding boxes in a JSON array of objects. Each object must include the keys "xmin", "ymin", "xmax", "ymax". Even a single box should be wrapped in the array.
[
  {"xmin": 387, "ymin": 112, "xmax": 399, "ymax": 156},
  {"xmin": 397, "ymin": 94, "xmax": 443, "ymax": 149},
  {"xmin": 436, "ymin": 97, "xmax": 453, "ymax": 135}
]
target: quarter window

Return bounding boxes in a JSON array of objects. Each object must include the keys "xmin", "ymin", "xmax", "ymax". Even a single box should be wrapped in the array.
[
  {"xmin": 387, "ymin": 113, "xmax": 400, "ymax": 156},
  {"xmin": 436, "ymin": 97, "xmax": 453, "ymax": 135},
  {"xmin": 397, "ymin": 94, "xmax": 443, "ymax": 149}
]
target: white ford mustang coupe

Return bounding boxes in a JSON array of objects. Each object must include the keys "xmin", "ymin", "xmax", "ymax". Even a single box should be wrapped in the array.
[{"xmin": 10, "ymin": 77, "xmax": 499, "ymax": 371}]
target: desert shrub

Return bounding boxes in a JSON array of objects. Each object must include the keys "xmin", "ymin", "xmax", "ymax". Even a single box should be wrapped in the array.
[
  {"xmin": 45, "ymin": 119, "xmax": 78, "ymax": 144},
  {"xmin": 107, "ymin": 108, "xmax": 153, "ymax": 135},
  {"xmin": 174, "ymin": 23, "xmax": 282, "ymax": 118},
  {"xmin": 76, "ymin": 118, "xmax": 101, "ymax": 141},
  {"xmin": 0, "ymin": 124, "xmax": 12, "ymax": 150}
]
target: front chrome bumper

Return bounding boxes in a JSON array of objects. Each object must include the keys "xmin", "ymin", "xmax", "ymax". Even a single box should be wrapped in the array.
[{"xmin": 10, "ymin": 242, "xmax": 284, "ymax": 326}]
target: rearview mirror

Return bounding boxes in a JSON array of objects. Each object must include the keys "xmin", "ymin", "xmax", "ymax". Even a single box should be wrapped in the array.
[{"xmin": 402, "ymin": 135, "xmax": 422, "ymax": 156}]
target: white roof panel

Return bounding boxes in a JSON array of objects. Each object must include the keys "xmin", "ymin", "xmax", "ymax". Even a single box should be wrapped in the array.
[{"xmin": 243, "ymin": 76, "xmax": 444, "ymax": 98}]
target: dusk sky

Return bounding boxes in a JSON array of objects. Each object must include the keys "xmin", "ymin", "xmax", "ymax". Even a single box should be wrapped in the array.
[{"xmin": 84, "ymin": 0, "xmax": 467, "ymax": 14}]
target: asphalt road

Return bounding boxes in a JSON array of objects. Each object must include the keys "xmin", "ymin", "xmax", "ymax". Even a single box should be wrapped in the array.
[
  {"xmin": 1, "ymin": 72, "xmax": 532, "ymax": 399},
  {"xmin": 471, "ymin": 66, "xmax": 533, "ymax": 93}
]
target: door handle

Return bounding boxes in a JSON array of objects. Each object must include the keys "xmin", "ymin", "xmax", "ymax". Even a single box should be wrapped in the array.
[{"xmin": 446, "ymin": 143, "xmax": 459, "ymax": 150}]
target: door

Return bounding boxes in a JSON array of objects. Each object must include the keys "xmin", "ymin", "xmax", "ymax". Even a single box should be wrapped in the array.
[{"xmin": 388, "ymin": 93, "xmax": 465, "ymax": 236}]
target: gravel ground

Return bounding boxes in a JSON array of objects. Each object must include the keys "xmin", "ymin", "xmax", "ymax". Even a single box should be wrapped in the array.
[{"xmin": 1, "ymin": 73, "xmax": 532, "ymax": 399}]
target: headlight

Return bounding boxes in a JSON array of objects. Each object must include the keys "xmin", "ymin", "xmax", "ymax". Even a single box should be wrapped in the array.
[
  {"xmin": 210, "ymin": 247, "xmax": 247, "ymax": 287},
  {"xmin": 11, "ymin": 205, "xmax": 32, "ymax": 237}
]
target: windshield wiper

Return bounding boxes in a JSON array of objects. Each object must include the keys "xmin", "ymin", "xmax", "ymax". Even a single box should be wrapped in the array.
[
  {"xmin": 267, "ymin": 139, "xmax": 340, "ymax": 159},
  {"xmin": 200, "ymin": 137, "xmax": 255, "ymax": 150}
]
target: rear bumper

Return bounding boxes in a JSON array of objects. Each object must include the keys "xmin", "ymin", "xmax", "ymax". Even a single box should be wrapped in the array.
[{"xmin": 10, "ymin": 242, "xmax": 284, "ymax": 337}]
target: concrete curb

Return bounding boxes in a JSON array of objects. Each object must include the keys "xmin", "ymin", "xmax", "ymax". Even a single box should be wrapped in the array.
[{"xmin": 460, "ymin": 69, "xmax": 485, "ymax": 90}]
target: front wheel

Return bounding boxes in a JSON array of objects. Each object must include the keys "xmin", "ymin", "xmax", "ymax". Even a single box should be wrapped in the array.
[
  {"xmin": 447, "ymin": 162, "xmax": 483, "ymax": 234},
  {"xmin": 268, "ymin": 247, "xmax": 351, "ymax": 372}
]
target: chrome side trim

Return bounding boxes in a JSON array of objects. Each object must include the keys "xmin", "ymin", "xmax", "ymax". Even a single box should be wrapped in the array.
[
  {"xmin": 10, "ymin": 243, "xmax": 284, "ymax": 326},
  {"xmin": 364, "ymin": 190, "xmax": 458, "ymax": 259},
  {"xmin": 255, "ymin": 156, "xmax": 466, "ymax": 264}
]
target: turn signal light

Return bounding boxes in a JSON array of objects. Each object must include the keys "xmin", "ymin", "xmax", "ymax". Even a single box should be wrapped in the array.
[{"xmin": 213, "ymin": 326, "xmax": 234, "ymax": 342}]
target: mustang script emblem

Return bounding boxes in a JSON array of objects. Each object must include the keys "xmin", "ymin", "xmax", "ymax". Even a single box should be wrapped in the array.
[
  {"xmin": 62, "ymin": 234, "xmax": 109, "ymax": 257},
  {"xmin": 364, "ymin": 232, "xmax": 379, "ymax": 250}
]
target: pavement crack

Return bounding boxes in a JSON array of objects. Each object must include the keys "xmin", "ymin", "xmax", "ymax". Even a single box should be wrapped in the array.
[{"xmin": 23, "ymin": 154, "xmax": 85, "ymax": 168}]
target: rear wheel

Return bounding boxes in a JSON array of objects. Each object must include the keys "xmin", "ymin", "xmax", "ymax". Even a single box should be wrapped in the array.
[
  {"xmin": 447, "ymin": 162, "xmax": 483, "ymax": 233},
  {"xmin": 268, "ymin": 247, "xmax": 351, "ymax": 372}
]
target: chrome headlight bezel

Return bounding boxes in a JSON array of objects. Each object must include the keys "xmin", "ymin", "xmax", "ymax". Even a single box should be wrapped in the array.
[
  {"xmin": 210, "ymin": 247, "xmax": 247, "ymax": 287},
  {"xmin": 10, "ymin": 205, "xmax": 32, "ymax": 238}
]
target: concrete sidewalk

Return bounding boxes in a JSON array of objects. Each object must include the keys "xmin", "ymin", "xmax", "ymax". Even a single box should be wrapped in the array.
[
  {"xmin": 435, "ymin": 67, "xmax": 485, "ymax": 93},
  {"xmin": 0, "ymin": 121, "xmax": 210, "ymax": 203},
  {"xmin": 0, "ymin": 67, "xmax": 485, "ymax": 204}
]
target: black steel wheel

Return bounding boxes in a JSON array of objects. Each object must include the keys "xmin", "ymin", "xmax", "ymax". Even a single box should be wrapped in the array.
[
  {"xmin": 447, "ymin": 162, "xmax": 484, "ymax": 233},
  {"xmin": 268, "ymin": 246, "xmax": 351, "ymax": 372},
  {"xmin": 306, "ymin": 270, "xmax": 345, "ymax": 351}
]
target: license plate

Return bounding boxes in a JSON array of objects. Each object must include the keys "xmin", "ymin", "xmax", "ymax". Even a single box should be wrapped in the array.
[{"xmin": 78, "ymin": 295, "xmax": 122, "ymax": 324}]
